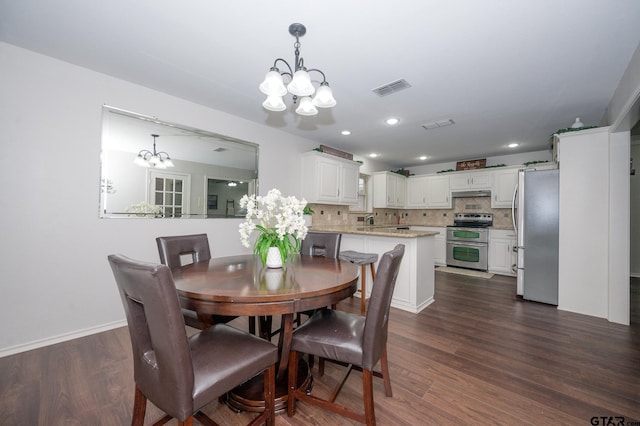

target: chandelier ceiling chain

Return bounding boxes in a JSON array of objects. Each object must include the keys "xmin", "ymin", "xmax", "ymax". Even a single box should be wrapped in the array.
[
  {"xmin": 134, "ymin": 134, "xmax": 174, "ymax": 169},
  {"xmin": 259, "ymin": 23, "xmax": 336, "ymax": 116}
]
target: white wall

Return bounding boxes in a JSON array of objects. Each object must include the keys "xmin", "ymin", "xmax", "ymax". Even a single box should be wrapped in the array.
[
  {"xmin": 557, "ymin": 127, "xmax": 610, "ymax": 318},
  {"xmin": 410, "ymin": 150, "xmax": 553, "ymax": 175},
  {"xmin": 608, "ymin": 131, "xmax": 630, "ymax": 325},
  {"xmin": 631, "ymin": 141, "xmax": 640, "ymax": 276},
  {"xmin": 0, "ymin": 42, "xmax": 319, "ymax": 355}
]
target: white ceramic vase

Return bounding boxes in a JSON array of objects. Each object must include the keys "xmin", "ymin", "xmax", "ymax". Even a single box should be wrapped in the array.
[{"xmin": 265, "ymin": 246, "xmax": 283, "ymax": 268}]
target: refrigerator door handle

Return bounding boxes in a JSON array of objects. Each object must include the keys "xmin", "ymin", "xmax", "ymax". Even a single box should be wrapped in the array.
[{"xmin": 511, "ymin": 183, "xmax": 518, "ymax": 233}]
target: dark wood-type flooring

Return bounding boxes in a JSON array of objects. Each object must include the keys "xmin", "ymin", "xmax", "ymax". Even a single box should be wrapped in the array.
[{"xmin": 1, "ymin": 273, "xmax": 639, "ymax": 425}]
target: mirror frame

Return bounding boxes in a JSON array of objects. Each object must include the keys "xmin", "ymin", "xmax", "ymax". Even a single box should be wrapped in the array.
[{"xmin": 99, "ymin": 105, "xmax": 259, "ymax": 218}]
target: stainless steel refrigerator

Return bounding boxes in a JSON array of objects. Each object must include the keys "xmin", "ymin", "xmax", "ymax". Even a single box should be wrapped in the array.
[{"xmin": 512, "ymin": 168, "xmax": 559, "ymax": 305}]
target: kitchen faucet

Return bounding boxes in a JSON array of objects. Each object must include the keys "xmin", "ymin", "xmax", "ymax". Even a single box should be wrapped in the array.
[{"xmin": 364, "ymin": 214, "xmax": 374, "ymax": 225}]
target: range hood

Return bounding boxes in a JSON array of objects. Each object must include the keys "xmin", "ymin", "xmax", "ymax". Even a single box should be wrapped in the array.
[{"xmin": 451, "ymin": 190, "xmax": 492, "ymax": 198}]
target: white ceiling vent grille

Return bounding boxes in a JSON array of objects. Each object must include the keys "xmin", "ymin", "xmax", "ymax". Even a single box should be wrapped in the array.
[
  {"xmin": 422, "ymin": 119, "xmax": 455, "ymax": 130},
  {"xmin": 372, "ymin": 79, "xmax": 411, "ymax": 97}
]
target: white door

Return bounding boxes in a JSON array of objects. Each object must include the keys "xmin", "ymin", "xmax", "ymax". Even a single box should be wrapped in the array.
[{"xmin": 149, "ymin": 171, "xmax": 191, "ymax": 217}]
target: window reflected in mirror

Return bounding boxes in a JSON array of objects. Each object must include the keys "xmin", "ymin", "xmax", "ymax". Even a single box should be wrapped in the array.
[{"xmin": 100, "ymin": 106, "xmax": 258, "ymax": 218}]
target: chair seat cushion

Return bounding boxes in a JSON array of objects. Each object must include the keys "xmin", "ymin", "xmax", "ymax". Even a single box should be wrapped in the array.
[
  {"xmin": 189, "ymin": 324, "xmax": 278, "ymax": 410},
  {"xmin": 339, "ymin": 251, "xmax": 378, "ymax": 265},
  {"xmin": 291, "ymin": 309, "xmax": 365, "ymax": 367}
]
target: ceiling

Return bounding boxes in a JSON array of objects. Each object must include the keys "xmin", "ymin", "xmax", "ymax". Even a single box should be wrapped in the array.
[{"xmin": 2, "ymin": 0, "xmax": 639, "ymax": 168}]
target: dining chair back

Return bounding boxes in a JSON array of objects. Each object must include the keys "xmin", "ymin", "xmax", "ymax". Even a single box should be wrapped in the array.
[
  {"xmin": 297, "ymin": 232, "xmax": 343, "ymax": 329},
  {"xmin": 287, "ymin": 244, "xmax": 405, "ymax": 426},
  {"xmin": 156, "ymin": 233, "xmax": 239, "ymax": 330},
  {"xmin": 156, "ymin": 233, "xmax": 211, "ymax": 269},
  {"xmin": 108, "ymin": 254, "xmax": 276, "ymax": 426},
  {"xmin": 300, "ymin": 231, "xmax": 342, "ymax": 259}
]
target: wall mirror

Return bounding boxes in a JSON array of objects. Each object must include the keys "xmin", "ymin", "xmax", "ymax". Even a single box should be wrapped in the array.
[{"xmin": 100, "ymin": 106, "xmax": 258, "ymax": 218}]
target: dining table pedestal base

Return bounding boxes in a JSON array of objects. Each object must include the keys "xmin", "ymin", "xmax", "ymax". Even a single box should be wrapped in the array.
[{"xmin": 225, "ymin": 358, "xmax": 311, "ymax": 414}]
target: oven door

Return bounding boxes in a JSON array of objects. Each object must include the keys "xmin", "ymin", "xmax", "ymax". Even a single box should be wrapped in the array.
[
  {"xmin": 446, "ymin": 241, "xmax": 488, "ymax": 271},
  {"xmin": 446, "ymin": 227, "xmax": 488, "ymax": 243}
]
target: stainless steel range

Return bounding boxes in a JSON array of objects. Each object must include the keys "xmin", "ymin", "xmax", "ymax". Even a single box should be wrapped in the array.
[{"xmin": 446, "ymin": 213, "xmax": 493, "ymax": 271}]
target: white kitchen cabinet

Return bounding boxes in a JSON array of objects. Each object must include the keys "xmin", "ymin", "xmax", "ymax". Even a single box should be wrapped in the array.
[
  {"xmin": 406, "ymin": 176, "xmax": 428, "ymax": 208},
  {"xmin": 301, "ymin": 152, "xmax": 360, "ymax": 205},
  {"xmin": 450, "ymin": 171, "xmax": 492, "ymax": 191},
  {"xmin": 491, "ymin": 167, "xmax": 518, "ymax": 208},
  {"xmin": 372, "ymin": 172, "xmax": 406, "ymax": 208},
  {"xmin": 341, "ymin": 232, "xmax": 435, "ymax": 314},
  {"xmin": 410, "ymin": 226, "xmax": 446, "ymax": 265},
  {"xmin": 488, "ymin": 229, "xmax": 517, "ymax": 276},
  {"xmin": 425, "ymin": 174, "xmax": 451, "ymax": 208}
]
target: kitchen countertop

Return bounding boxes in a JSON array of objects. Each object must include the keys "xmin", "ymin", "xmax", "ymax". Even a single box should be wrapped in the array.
[{"xmin": 309, "ymin": 225, "xmax": 438, "ymax": 238}]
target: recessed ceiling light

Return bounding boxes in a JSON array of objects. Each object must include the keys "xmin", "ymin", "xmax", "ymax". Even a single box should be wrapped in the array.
[
  {"xmin": 508, "ymin": 143, "xmax": 519, "ymax": 148},
  {"xmin": 419, "ymin": 156, "xmax": 428, "ymax": 160},
  {"xmin": 369, "ymin": 153, "xmax": 379, "ymax": 158},
  {"xmin": 385, "ymin": 118, "xmax": 399, "ymax": 125},
  {"xmin": 341, "ymin": 130, "xmax": 351, "ymax": 136}
]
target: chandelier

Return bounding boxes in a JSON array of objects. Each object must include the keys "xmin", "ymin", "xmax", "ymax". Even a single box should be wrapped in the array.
[
  {"xmin": 259, "ymin": 23, "xmax": 336, "ymax": 116},
  {"xmin": 134, "ymin": 134, "xmax": 174, "ymax": 168}
]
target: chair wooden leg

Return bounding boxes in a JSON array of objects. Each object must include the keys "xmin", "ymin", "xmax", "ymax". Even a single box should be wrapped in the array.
[
  {"xmin": 177, "ymin": 417, "xmax": 194, "ymax": 426},
  {"xmin": 264, "ymin": 363, "xmax": 276, "ymax": 426},
  {"xmin": 287, "ymin": 351, "xmax": 299, "ymax": 417},
  {"xmin": 362, "ymin": 369, "xmax": 376, "ymax": 426},
  {"xmin": 380, "ymin": 346, "xmax": 392, "ymax": 397},
  {"xmin": 132, "ymin": 385, "xmax": 147, "ymax": 426},
  {"xmin": 248, "ymin": 316, "xmax": 256, "ymax": 335},
  {"xmin": 360, "ymin": 264, "xmax": 366, "ymax": 314}
]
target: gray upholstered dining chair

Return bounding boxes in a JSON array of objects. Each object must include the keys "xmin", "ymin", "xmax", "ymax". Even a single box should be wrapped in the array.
[
  {"xmin": 297, "ymin": 231, "xmax": 342, "ymax": 320},
  {"xmin": 287, "ymin": 244, "xmax": 405, "ymax": 426},
  {"xmin": 108, "ymin": 254, "xmax": 277, "ymax": 426},
  {"xmin": 156, "ymin": 234, "xmax": 243, "ymax": 330}
]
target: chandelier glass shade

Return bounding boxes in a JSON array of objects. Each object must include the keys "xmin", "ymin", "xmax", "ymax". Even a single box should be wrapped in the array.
[
  {"xmin": 260, "ymin": 23, "xmax": 336, "ymax": 116},
  {"xmin": 134, "ymin": 134, "xmax": 174, "ymax": 169}
]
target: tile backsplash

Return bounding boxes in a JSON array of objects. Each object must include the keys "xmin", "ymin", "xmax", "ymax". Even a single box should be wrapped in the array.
[{"xmin": 308, "ymin": 197, "xmax": 513, "ymax": 229}]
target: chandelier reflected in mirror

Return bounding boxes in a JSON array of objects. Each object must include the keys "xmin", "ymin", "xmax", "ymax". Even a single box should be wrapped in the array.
[
  {"xmin": 260, "ymin": 23, "xmax": 336, "ymax": 116},
  {"xmin": 134, "ymin": 134, "xmax": 174, "ymax": 169}
]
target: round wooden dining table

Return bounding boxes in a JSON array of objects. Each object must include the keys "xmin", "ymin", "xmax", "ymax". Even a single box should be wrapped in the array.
[{"xmin": 171, "ymin": 253, "xmax": 359, "ymax": 412}]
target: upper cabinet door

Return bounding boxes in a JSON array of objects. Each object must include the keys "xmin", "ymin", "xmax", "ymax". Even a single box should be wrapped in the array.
[
  {"xmin": 373, "ymin": 172, "xmax": 406, "ymax": 208},
  {"xmin": 317, "ymin": 157, "xmax": 341, "ymax": 201},
  {"xmin": 426, "ymin": 175, "xmax": 451, "ymax": 208},
  {"xmin": 406, "ymin": 176, "xmax": 428, "ymax": 208},
  {"xmin": 301, "ymin": 151, "xmax": 361, "ymax": 205},
  {"xmin": 450, "ymin": 171, "xmax": 492, "ymax": 190},
  {"xmin": 491, "ymin": 168, "xmax": 518, "ymax": 208},
  {"xmin": 340, "ymin": 161, "xmax": 360, "ymax": 204}
]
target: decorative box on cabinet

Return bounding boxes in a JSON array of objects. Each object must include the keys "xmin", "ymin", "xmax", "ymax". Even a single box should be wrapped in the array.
[{"xmin": 301, "ymin": 151, "xmax": 360, "ymax": 205}]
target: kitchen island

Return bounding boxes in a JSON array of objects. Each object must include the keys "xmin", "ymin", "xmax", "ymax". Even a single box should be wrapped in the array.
[{"xmin": 310, "ymin": 225, "xmax": 437, "ymax": 314}]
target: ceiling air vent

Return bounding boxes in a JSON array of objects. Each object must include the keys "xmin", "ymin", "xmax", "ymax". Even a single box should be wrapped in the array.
[
  {"xmin": 422, "ymin": 119, "xmax": 455, "ymax": 130},
  {"xmin": 372, "ymin": 79, "xmax": 411, "ymax": 97}
]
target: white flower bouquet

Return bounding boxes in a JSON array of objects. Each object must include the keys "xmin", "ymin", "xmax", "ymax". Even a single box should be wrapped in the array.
[{"xmin": 239, "ymin": 189, "xmax": 308, "ymax": 267}]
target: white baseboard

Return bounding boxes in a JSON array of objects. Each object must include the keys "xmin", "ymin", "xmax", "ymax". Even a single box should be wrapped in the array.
[{"xmin": 0, "ymin": 320, "xmax": 127, "ymax": 358}]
